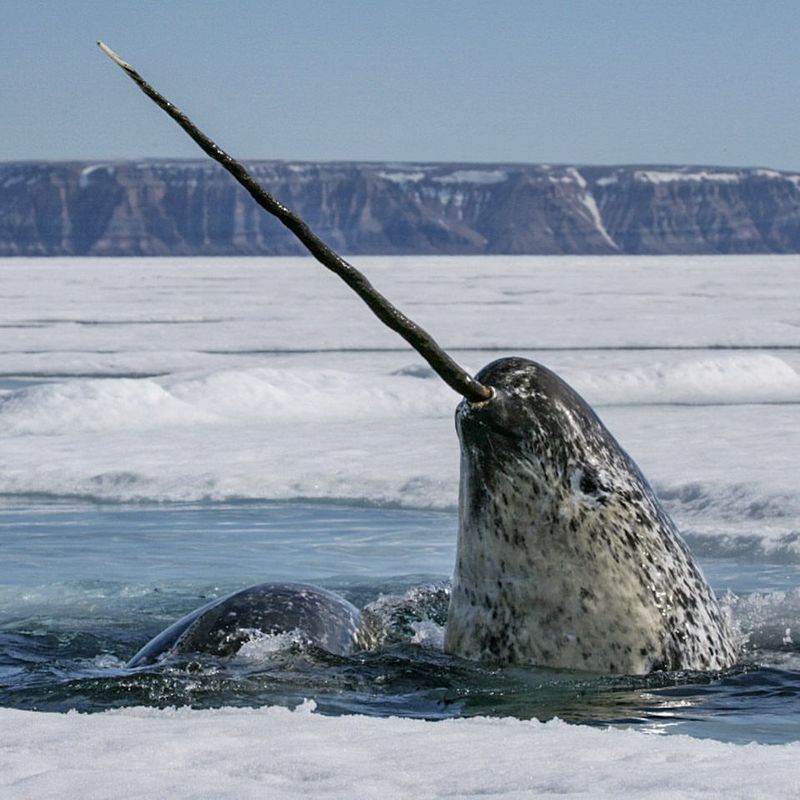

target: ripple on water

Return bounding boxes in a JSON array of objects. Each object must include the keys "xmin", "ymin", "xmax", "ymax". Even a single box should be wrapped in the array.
[{"xmin": 0, "ymin": 501, "xmax": 799, "ymax": 744}]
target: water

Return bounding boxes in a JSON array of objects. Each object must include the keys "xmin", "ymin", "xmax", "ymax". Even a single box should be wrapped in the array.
[{"xmin": 1, "ymin": 499, "xmax": 799, "ymax": 745}]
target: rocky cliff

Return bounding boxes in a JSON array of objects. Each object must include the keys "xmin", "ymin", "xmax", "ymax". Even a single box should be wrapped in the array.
[{"xmin": 2, "ymin": 160, "xmax": 800, "ymax": 256}]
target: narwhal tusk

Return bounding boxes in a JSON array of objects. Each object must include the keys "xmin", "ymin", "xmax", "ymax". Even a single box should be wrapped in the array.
[{"xmin": 96, "ymin": 41, "xmax": 493, "ymax": 404}]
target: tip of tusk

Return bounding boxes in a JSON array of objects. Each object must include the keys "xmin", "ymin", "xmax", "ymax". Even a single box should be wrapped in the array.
[{"xmin": 97, "ymin": 41, "xmax": 130, "ymax": 70}]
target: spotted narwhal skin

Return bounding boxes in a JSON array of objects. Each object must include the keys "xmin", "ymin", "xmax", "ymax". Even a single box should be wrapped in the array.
[{"xmin": 445, "ymin": 357, "xmax": 737, "ymax": 674}]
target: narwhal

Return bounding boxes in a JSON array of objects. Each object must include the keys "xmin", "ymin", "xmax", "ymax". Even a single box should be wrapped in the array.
[{"xmin": 99, "ymin": 42, "xmax": 737, "ymax": 675}]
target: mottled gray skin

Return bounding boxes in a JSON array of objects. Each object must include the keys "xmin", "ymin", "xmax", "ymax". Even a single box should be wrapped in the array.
[
  {"xmin": 445, "ymin": 357, "xmax": 737, "ymax": 674},
  {"xmin": 127, "ymin": 582, "xmax": 361, "ymax": 667}
]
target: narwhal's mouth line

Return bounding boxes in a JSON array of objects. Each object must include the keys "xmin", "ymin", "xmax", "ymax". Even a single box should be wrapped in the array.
[{"xmin": 467, "ymin": 386, "xmax": 497, "ymax": 409}]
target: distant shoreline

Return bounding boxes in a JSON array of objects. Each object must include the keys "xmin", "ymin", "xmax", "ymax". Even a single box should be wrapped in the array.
[{"xmin": 2, "ymin": 160, "xmax": 800, "ymax": 257}]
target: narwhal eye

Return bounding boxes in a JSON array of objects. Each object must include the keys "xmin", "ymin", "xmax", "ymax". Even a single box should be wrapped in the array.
[
  {"xmin": 571, "ymin": 466, "xmax": 609, "ymax": 502},
  {"xmin": 580, "ymin": 470, "xmax": 600, "ymax": 495}
]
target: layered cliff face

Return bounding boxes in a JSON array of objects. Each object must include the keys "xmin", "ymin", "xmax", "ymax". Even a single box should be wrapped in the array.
[{"xmin": 2, "ymin": 160, "xmax": 800, "ymax": 256}]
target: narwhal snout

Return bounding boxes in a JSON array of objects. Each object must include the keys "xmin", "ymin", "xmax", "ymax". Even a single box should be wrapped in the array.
[
  {"xmin": 466, "ymin": 385, "xmax": 496, "ymax": 409},
  {"xmin": 456, "ymin": 387, "xmax": 527, "ymax": 447}
]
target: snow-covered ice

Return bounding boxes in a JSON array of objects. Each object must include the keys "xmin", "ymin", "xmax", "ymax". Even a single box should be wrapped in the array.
[
  {"xmin": 2, "ymin": 701, "xmax": 799, "ymax": 799},
  {"xmin": 0, "ymin": 256, "xmax": 798, "ymax": 548}
]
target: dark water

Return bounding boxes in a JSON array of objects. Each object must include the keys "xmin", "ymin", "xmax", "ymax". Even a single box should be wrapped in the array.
[{"xmin": 1, "ymin": 500, "xmax": 800, "ymax": 744}]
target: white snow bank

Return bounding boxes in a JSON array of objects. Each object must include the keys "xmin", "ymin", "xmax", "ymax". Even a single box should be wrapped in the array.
[
  {"xmin": 377, "ymin": 171, "xmax": 426, "ymax": 184},
  {"xmin": 0, "ymin": 378, "xmax": 219, "ymax": 435},
  {"xmin": 2, "ymin": 703, "xmax": 798, "ymax": 800},
  {"xmin": 433, "ymin": 169, "xmax": 508, "ymax": 184},
  {"xmin": 0, "ymin": 258, "xmax": 797, "ymax": 533},
  {"xmin": 634, "ymin": 170, "xmax": 742, "ymax": 184},
  {"xmin": 0, "ymin": 359, "xmax": 798, "ymax": 539},
  {"xmin": 0, "ymin": 368, "xmax": 452, "ymax": 435},
  {"xmin": 571, "ymin": 354, "xmax": 800, "ymax": 407},
  {"xmin": 0, "ymin": 354, "xmax": 796, "ymax": 438}
]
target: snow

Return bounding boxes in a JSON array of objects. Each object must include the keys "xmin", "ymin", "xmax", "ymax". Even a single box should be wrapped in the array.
[
  {"xmin": 378, "ymin": 170, "xmax": 426, "ymax": 184},
  {"xmin": 433, "ymin": 169, "xmax": 508, "ymax": 184},
  {"xmin": 1, "ymin": 702, "xmax": 798, "ymax": 799},
  {"xmin": 571, "ymin": 353, "xmax": 800, "ymax": 406},
  {"xmin": 565, "ymin": 166, "xmax": 587, "ymax": 188},
  {"xmin": 754, "ymin": 169, "xmax": 784, "ymax": 179},
  {"xmin": 78, "ymin": 164, "xmax": 113, "ymax": 188},
  {"xmin": 564, "ymin": 167, "xmax": 619, "ymax": 249},
  {"xmin": 1, "ymin": 173, "xmax": 25, "ymax": 189},
  {"xmin": 576, "ymin": 191, "xmax": 618, "ymax": 248},
  {"xmin": 634, "ymin": 170, "xmax": 742, "ymax": 184},
  {"xmin": 0, "ymin": 256, "xmax": 798, "ymax": 544}
]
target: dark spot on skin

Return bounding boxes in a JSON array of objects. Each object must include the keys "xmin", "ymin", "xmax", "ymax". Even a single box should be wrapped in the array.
[{"xmin": 580, "ymin": 470, "xmax": 599, "ymax": 495}]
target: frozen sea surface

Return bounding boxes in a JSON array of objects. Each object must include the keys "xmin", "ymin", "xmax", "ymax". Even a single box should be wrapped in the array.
[
  {"xmin": 1, "ymin": 256, "xmax": 799, "ymax": 797},
  {"xmin": 1, "ymin": 256, "xmax": 798, "ymax": 552}
]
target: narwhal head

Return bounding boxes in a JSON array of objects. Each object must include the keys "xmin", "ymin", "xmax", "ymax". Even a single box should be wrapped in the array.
[
  {"xmin": 447, "ymin": 355, "xmax": 700, "ymax": 670},
  {"xmin": 455, "ymin": 356, "xmax": 651, "ymax": 514}
]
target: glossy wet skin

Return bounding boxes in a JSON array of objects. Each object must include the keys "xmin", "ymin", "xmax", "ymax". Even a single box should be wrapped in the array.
[
  {"xmin": 446, "ymin": 357, "xmax": 737, "ymax": 674},
  {"xmin": 127, "ymin": 583, "xmax": 362, "ymax": 667}
]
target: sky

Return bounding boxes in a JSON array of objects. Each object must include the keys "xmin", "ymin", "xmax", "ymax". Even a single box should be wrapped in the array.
[{"xmin": 2, "ymin": 0, "xmax": 799, "ymax": 170}]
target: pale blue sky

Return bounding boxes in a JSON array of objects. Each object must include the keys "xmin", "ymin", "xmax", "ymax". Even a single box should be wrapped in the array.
[{"xmin": 2, "ymin": 1, "xmax": 799, "ymax": 169}]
